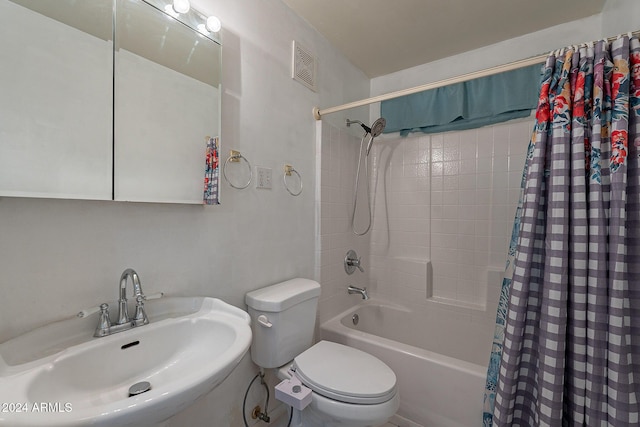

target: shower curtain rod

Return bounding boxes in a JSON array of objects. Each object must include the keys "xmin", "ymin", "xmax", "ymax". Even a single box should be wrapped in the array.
[{"xmin": 312, "ymin": 29, "xmax": 640, "ymax": 121}]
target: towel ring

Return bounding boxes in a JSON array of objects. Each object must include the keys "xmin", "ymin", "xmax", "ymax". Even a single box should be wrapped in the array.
[
  {"xmin": 223, "ymin": 150, "xmax": 252, "ymax": 190},
  {"xmin": 283, "ymin": 165, "xmax": 303, "ymax": 196}
]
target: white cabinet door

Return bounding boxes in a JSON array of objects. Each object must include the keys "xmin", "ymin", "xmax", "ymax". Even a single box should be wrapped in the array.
[
  {"xmin": 113, "ymin": 0, "xmax": 220, "ymax": 204},
  {"xmin": 0, "ymin": 0, "xmax": 113, "ymax": 200}
]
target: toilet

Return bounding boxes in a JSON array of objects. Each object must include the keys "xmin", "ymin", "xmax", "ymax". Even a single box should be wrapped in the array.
[{"xmin": 245, "ymin": 278, "xmax": 399, "ymax": 427}]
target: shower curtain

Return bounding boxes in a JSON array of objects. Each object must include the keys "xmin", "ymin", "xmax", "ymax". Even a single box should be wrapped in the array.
[{"xmin": 484, "ymin": 34, "xmax": 640, "ymax": 426}]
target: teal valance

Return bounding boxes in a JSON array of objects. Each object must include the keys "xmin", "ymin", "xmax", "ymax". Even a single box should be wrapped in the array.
[{"xmin": 380, "ymin": 63, "xmax": 542, "ymax": 136}]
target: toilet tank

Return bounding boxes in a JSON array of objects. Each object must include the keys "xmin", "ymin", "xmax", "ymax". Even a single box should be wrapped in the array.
[{"xmin": 245, "ymin": 278, "xmax": 321, "ymax": 369}]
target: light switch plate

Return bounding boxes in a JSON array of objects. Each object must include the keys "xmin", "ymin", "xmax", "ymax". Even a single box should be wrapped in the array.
[{"xmin": 256, "ymin": 167, "xmax": 272, "ymax": 189}]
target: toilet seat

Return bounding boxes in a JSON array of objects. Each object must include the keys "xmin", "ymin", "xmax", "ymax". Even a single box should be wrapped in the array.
[{"xmin": 293, "ymin": 340, "xmax": 397, "ymax": 405}]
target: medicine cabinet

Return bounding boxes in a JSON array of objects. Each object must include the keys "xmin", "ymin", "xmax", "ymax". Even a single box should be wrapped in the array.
[{"xmin": 0, "ymin": 0, "xmax": 221, "ymax": 204}]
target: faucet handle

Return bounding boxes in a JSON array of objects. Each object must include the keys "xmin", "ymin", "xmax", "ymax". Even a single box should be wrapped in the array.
[
  {"xmin": 134, "ymin": 295, "xmax": 149, "ymax": 325},
  {"xmin": 344, "ymin": 249, "xmax": 364, "ymax": 274},
  {"xmin": 94, "ymin": 303, "xmax": 111, "ymax": 337}
]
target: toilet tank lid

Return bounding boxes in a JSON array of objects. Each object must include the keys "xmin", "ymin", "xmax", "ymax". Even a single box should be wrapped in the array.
[{"xmin": 245, "ymin": 278, "xmax": 321, "ymax": 312}]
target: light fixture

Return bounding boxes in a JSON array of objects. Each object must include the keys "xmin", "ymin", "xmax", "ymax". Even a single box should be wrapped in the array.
[
  {"xmin": 172, "ymin": 0, "xmax": 190, "ymax": 14},
  {"xmin": 163, "ymin": 4, "xmax": 179, "ymax": 18},
  {"xmin": 162, "ymin": 0, "xmax": 221, "ymax": 36},
  {"xmin": 205, "ymin": 15, "xmax": 221, "ymax": 33}
]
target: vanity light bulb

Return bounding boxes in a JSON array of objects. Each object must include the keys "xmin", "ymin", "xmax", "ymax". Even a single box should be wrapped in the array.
[
  {"xmin": 197, "ymin": 24, "xmax": 208, "ymax": 35},
  {"xmin": 172, "ymin": 0, "xmax": 190, "ymax": 14},
  {"xmin": 206, "ymin": 16, "xmax": 221, "ymax": 33},
  {"xmin": 164, "ymin": 4, "xmax": 179, "ymax": 18}
]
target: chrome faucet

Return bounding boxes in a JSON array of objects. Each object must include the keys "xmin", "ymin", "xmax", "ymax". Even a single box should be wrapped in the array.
[
  {"xmin": 94, "ymin": 268, "xmax": 149, "ymax": 337},
  {"xmin": 347, "ymin": 285, "xmax": 369, "ymax": 300},
  {"xmin": 117, "ymin": 268, "xmax": 148, "ymax": 325}
]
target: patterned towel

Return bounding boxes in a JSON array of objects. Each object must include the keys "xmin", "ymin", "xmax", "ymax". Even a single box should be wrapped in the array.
[{"xmin": 203, "ymin": 136, "xmax": 220, "ymax": 205}]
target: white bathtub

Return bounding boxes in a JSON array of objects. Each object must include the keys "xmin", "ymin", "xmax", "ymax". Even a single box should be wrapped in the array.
[{"xmin": 320, "ymin": 300, "xmax": 489, "ymax": 427}]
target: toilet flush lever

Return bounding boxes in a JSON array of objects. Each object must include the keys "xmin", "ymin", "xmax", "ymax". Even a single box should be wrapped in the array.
[{"xmin": 257, "ymin": 315, "xmax": 272, "ymax": 328}]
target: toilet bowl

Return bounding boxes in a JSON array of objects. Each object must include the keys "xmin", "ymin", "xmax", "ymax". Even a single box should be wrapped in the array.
[
  {"xmin": 245, "ymin": 279, "xmax": 398, "ymax": 427},
  {"xmin": 279, "ymin": 340, "xmax": 399, "ymax": 427}
]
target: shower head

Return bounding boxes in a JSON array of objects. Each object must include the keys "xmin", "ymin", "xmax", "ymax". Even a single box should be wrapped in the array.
[
  {"xmin": 370, "ymin": 117, "xmax": 386, "ymax": 138},
  {"xmin": 346, "ymin": 117, "xmax": 386, "ymax": 138},
  {"xmin": 346, "ymin": 118, "xmax": 387, "ymax": 155},
  {"xmin": 365, "ymin": 117, "xmax": 386, "ymax": 155}
]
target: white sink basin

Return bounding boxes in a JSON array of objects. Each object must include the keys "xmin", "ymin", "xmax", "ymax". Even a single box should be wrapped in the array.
[{"xmin": 0, "ymin": 297, "xmax": 252, "ymax": 427}]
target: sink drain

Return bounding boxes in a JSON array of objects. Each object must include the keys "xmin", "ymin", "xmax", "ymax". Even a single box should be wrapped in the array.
[{"xmin": 128, "ymin": 381, "xmax": 151, "ymax": 397}]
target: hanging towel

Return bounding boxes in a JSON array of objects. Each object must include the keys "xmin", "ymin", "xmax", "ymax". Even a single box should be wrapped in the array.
[
  {"xmin": 381, "ymin": 63, "xmax": 542, "ymax": 136},
  {"xmin": 203, "ymin": 136, "xmax": 220, "ymax": 205}
]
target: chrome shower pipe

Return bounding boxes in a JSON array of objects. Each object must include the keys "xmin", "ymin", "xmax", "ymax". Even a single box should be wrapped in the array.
[{"xmin": 346, "ymin": 118, "xmax": 372, "ymax": 135}]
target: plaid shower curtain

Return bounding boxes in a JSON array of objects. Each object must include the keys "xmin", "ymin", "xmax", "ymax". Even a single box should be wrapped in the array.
[{"xmin": 485, "ymin": 34, "xmax": 640, "ymax": 426}]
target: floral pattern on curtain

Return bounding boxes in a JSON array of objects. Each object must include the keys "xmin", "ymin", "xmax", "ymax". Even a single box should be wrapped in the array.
[{"xmin": 486, "ymin": 34, "xmax": 640, "ymax": 426}]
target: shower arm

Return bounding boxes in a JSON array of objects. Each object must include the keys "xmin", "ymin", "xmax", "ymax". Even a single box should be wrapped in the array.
[{"xmin": 346, "ymin": 119, "xmax": 372, "ymax": 135}]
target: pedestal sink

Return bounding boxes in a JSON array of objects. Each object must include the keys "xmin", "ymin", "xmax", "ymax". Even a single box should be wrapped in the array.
[{"xmin": 0, "ymin": 297, "xmax": 252, "ymax": 427}]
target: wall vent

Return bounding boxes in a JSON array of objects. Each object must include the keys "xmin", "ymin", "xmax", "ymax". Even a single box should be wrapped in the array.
[{"xmin": 292, "ymin": 40, "xmax": 317, "ymax": 92}]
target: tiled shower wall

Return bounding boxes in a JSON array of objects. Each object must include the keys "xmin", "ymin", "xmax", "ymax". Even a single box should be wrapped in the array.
[
  {"xmin": 316, "ymin": 117, "xmax": 534, "ymax": 335},
  {"xmin": 316, "ymin": 120, "xmax": 371, "ymax": 325},
  {"xmin": 370, "ymin": 117, "xmax": 534, "ymax": 312}
]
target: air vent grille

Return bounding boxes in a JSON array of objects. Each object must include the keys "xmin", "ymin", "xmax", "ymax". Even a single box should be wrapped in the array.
[{"xmin": 292, "ymin": 40, "xmax": 317, "ymax": 92}]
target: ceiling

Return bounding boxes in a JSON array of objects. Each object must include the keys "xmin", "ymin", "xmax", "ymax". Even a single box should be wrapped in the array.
[{"xmin": 281, "ymin": 0, "xmax": 606, "ymax": 78}]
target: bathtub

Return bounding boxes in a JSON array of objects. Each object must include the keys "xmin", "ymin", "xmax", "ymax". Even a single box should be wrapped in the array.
[{"xmin": 320, "ymin": 300, "xmax": 489, "ymax": 427}]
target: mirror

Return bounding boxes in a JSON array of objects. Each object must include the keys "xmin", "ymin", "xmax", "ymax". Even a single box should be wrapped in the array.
[
  {"xmin": 115, "ymin": 0, "xmax": 221, "ymax": 203},
  {"xmin": 0, "ymin": 0, "xmax": 221, "ymax": 204},
  {"xmin": 0, "ymin": 0, "xmax": 113, "ymax": 200}
]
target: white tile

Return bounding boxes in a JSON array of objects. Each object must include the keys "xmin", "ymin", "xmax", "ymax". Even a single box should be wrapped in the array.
[
  {"xmin": 431, "ymin": 133, "xmax": 444, "ymax": 150},
  {"xmin": 431, "ymin": 145, "xmax": 444, "ymax": 162},
  {"xmin": 459, "ymin": 159, "xmax": 477, "ymax": 174},
  {"xmin": 417, "ymin": 163, "xmax": 430, "ymax": 178},
  {"xmin": 431, "ymin": 175, "xmax": 443, "ymax": 190},
  {"xmin": 458, "ymin": 205, "xmax": 477, "ymax": 220},
  {"xmin": 431, "ymin": 161, "xmax": 443, "ymax": 176},
  {"xmin": 443, "ymin": 204, "xmax": 460, "ymax": 219},
  {"xmin": 458, "ymin": 174, "xmax": 477, "ymax": 190},
  {"xmin": 443, "ymin": 161, "xmax": 459, "ymax": 176},
  {"xmin": 477, "ymin": 156, "xmax": 492, "ymax": 173},
  {"xmin": 476, "ymin": 173, "xmax": 492, "ymax": 189},
  {"xmin": 443, "ymin": 142, "xmax": 460, "ymax": 162},
  {"xmin": 403, "ymin": 163, "xmax": 418, "ymax": 178},
  {"xmin": 493, "ymin": 156, "xmax": 509, "ymax": 172},
  {"xmin": 458, "ymin": 190, "xmax": 476, "ymax": 205},
  {"xmin": 493, "ymin": 172, "xmax": 509, "ymax": 189},
  {"xmin": 476, "ymin": 128, "xmax": 494, "ymax": 157},
  {"xmin": 442, "ymin": 191, "xmax": 459, "ymax": 205},
  {"xmin": 443, "ymin": 175, "xmax": 459, "ymax": 190},
  {"xmin": 460, "ymin": 138, "xmax": 478, "ymax": 160}
]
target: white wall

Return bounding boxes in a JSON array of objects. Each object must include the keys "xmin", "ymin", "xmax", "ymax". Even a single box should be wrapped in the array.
[
  {"xmin": 370, "ymin": 14, "xmax": 603, "ymax": 102},
  {"xmin": 601, "ymin": 0, "xmax": 640, "ymax": 37},
  {"xmin": 0, "ymin": 0, "xmax": 368, "ymax": 424},
  {"xmin": 370, "ymin": 0, "xmax": 640, "ymax": 102}
]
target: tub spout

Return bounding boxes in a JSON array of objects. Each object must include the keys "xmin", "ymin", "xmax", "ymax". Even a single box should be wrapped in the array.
[{"xmin": 347, "ymin": 285, "xmax": 369, "ymax": 300}]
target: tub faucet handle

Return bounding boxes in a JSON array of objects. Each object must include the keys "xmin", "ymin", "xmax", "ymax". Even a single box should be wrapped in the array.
[{"xmin": 344, "ymin": 249, "xmax": 364, "ymax": 274}]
